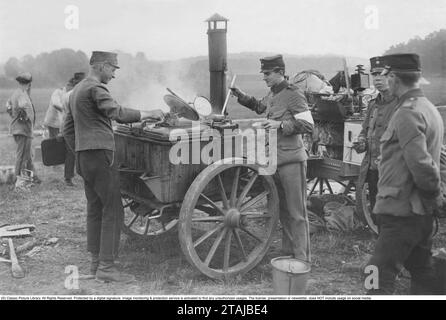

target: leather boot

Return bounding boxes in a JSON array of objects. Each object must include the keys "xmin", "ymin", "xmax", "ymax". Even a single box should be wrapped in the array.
[
  {"xmin": 90, "ymin": 254, "xmax": 100, "ymax": 275},
  {"xmin": 95, "ymin": 260, "xmax": 135, "ymax": 283},
  {"xmin": 78, "ymin": 254, "xmax": 99, "ymax": 280}
]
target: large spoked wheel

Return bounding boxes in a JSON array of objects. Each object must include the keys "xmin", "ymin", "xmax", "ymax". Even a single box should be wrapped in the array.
[
  {"xmin": 178, "ymin": 159, "xmax": 279, "ymax": 279},
  {"xmin": 120, "ymin": 173, "xmax": 178, "ymax": 239},
  {"xmin": 356, "ymin": 177, "xmax": 378, "ymax": 234}
]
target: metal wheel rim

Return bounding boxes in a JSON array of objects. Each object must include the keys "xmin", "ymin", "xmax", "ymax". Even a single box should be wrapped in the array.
[
  {"xmin": 361, "ymin": 182, "xmax": 378, "ymax": 234},
  {"xmin": 122, "ymin": 193, "xmax": 178, "ymax": 238},
  {"xmin": 178, "ymin": 160, "xmax": 279, "ymax": 279}
]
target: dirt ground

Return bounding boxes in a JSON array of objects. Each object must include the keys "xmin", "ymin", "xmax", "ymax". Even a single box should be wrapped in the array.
[{"xmin": 1, "ymin": 134, "xmax": 445, "ymax": 296}]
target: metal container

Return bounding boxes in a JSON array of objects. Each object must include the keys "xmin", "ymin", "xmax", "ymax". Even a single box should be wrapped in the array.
[{"xmin": 271, "ymin": 256, "xmax": 311, "ymax": 295}]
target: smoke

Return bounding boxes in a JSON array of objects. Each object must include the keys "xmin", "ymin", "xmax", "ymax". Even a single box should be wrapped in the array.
[{"xmin": 108, "ymin": 56, "xmax": 201, "ymax": 113}]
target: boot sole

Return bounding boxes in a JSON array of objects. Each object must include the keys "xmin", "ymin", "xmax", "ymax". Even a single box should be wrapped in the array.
[{"xmin": 78, "ymin": 274, "xmax": 95, "ymax": 280}]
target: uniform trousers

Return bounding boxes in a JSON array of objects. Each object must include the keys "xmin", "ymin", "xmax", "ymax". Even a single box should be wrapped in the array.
[
  {"xmin": 77, "ymin": 149, "xmax": 124, "ymax": 261},
  {"xmin": 14, "ymin": 134, "xmax": 34, "ymax": 177},
  {"xmin": 366, "ymin": 214, "xmax": 439, "ymax": 294},
  {"xmin": 273, "ymin": 161, "xmax": 311, "ymax": 262}
]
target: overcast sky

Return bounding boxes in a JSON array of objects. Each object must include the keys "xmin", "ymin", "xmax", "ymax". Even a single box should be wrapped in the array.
[{"xmin": 1, "ymin": 0, "xmax": 446, "ymax": 63}]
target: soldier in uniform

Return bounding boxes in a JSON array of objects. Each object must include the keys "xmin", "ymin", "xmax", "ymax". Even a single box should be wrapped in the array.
[
  {"xmin": 365, "ymin": 53, "xmax": 444, "ymax": 294},
  {"xmin": 353, "ymin": 56, "xmax": 399, "ymax": 213},
  {"xmin": 8, "ymin": 72, "xmax": 42, "ymax": 185},
  {"xmin": 230, "ymin": 55, "xmax": 313, "ymax": 262},
  {"xmin": 63, "ymin": 51, "xmax": 164, "ymax": 282}
]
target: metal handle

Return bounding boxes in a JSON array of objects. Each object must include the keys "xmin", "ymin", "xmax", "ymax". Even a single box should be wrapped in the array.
[{"xmin": 221, "ymin": 74, "xmax": 237, "ymax": 115}]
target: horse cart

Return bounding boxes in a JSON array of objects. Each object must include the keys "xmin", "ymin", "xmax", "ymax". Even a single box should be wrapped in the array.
[{"xmin": 114, "ymin": 95, "xmax": 280, "ymax": 279}]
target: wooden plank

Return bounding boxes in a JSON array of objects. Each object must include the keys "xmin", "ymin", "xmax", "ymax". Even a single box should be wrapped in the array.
[{"xmin": 0, "ymin": 229, "xmax": 31, "ymax": 238}]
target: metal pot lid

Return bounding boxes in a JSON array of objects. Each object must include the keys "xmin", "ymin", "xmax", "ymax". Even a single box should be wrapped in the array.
[
  {"xmin": 163, "ymin": 94, "xmax": 199, "ymax": 121},
  {"xmin": 193, "ymin": 96, "xmax": 212, "ymax": 116}
]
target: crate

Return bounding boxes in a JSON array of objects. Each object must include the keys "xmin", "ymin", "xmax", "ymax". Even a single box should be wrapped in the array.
[{"xmin": 343, "ymin": 121, "xmax": 364, "ymax": 165}]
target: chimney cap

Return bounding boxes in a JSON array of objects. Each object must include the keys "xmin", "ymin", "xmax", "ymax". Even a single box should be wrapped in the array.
[{"xmin": 205, "ymin": 13, "xmax": 229, "ymax": 22}]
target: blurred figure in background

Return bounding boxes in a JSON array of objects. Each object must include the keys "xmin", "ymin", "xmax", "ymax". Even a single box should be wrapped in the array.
[
  {"xmin": 8, "ymin": 71, "xmax": 41, "ymax": 186},
  {"xmin": 44, "ymin": 83, "xmax": 66, "ymax": 138},
  {"xmin": 61, "ymin": 72, "xmax": 86, "ymax": 186}
]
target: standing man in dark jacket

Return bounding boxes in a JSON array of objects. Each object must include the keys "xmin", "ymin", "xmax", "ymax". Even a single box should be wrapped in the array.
[
  {"xmin": 63, "ymin": 51, "xmax": 164, "ymax": 283},
  {"xmin": 365, "ymin": 54, "xmax": 444, "ymax": 294},
  {"xmin": 230, "ymin": 55, "xmax": 313, "ymax": 262},
  {"xmin": 353, "ymin": 56, "xmax": 399, "ymax": 216}
]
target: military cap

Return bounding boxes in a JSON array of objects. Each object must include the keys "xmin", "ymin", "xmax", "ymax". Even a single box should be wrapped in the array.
[
  {"xmin": 370, "ymin": 56, "xmax": 386, "ymax": 74},
  {"xmin": 380, "ymin": 53, "xmax": 421, "ymax": 75},
  {"xmin": 15, "ymin": 71, "xmax": 32, "ymax": 84},
  {"xmin": 260, "ymin": 54, "xmax": 285, "ymax": 73},
  {"xmin": 89, "ymin": 51, "xmax": 120, "ymax": 69}
]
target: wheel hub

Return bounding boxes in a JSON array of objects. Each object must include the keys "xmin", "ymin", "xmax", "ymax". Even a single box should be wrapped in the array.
[{"xmin": 224, "ymin": 208, "xmax": 241, "ymax": 228}]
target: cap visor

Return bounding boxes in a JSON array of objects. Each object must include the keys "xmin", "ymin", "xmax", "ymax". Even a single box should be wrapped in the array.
[{"xmin": 371, "ymin": 68, "xmax": 384, "ymax": 74}]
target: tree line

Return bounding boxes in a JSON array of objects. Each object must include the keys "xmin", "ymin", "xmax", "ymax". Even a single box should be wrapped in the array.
[{"xmin": 384, "ymin": 29, "xmax": 446, "ymax": 76}]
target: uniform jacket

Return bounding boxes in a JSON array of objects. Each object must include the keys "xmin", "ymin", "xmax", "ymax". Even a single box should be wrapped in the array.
[
  {"xmin": 374, "ymin": 88, "xmax": 443, "ymax": 216},
  {"xmin": 9, "ymin": 88, "xmax": 36, "ymax": 137},
  {"xmin": 237, "ymin": 80, "xmax": 314, "ymax": 166},
  {"xmin": 357, "ymin": 92, "xmax": 398, "ymax": 187},
  {"xmin": 62, "ymin": 77, "xmax": 141, "ymax": 152},
  {"xmin": 44, "ymin": 87, "xmax": 66, "ymax": 129}
]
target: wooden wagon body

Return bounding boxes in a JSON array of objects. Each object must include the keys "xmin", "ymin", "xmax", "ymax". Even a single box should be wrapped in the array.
[{"xmin": 114, "ymin": 121, "xmax": 280, "ymax": 279}]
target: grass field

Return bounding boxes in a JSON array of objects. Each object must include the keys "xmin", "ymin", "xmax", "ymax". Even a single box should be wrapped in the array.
[
  {"xmin": 1, "ymin": 133, "xmax": 445, "ymax": 295},
  {"xmin": 1, "ymin": 80, "xmax": 446, "ymax": 295}
]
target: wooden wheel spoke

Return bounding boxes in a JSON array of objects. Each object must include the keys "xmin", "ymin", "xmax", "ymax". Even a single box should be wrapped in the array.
[
  {"xmin": 193, "ymin": 223, "xmax": 224, "ymax": 248},
  {"xmin": 223, "ymin": 230, "xmax": 233, "ymax": 272},
  {"xmin": 241, "ymin": 212, "xmax": 272, "ymax": 219},
  {"xmin": 144, "ymin": 218, "xmax": 151, "ymax": 235},
  {"xmin": 165, "ymin": 219, "xmax": 178, "ymax": 230},
  {"xmin": 204, "ymin": 227, "xmax": 228, "ymax": 266},
  {"xmin": 191, "ymin": 216, "xmax": 224, "ymax": 222},
  {"xmin": 240, "ymin": 191, "xmax": 269, "ymax": 212},
  {"xmin": 240, "ymin": 227, "xmax": 263, "ymax": 243},
  {"xmin": 233, "ymin": 229, "xmax": 248, "ymax": 262},
  {"xmin": 236, "ymin": 172, "xmax": 258, "ymax": 208},
  {"xmin": 123, "ymin": 199, "xmax": 133, "ymax": 209},
  {"xmin": 230, "ymin": 167, "xmax": 241, "ymax": 206},
  {"xmin": 127, "ymin": 214, "xmax": 138, "ymax": 228},
  {"xmin": 217, "ymin": 174, "xmax": 229, "ymax": 209},
  {"xmin": 199, "ymin": 193, "xmax": 225, "ymax": 216}
]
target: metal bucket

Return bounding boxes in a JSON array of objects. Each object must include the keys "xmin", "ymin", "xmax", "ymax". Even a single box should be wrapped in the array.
[{"xmin": 271, "ymin": 256, "xmax": 311, "ymax": 295}]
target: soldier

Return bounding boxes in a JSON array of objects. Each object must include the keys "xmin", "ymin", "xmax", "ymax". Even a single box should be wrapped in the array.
[
  {"xmin": 353, "ymin": 56, "xmax": 399, "ymax": 214},
  {"xmin": 365, "ymin": 53, "xmax": 444, "ymax": 294},
  {"xmin": 8, "ymin": 71, "xmax": 42, "ymax": 186},
  {"xmin": 63, "ymin": 51, "xmax": 164, "ymax": 282},
  {"xmin": 230, "ymin": 54, "xmax": 313, "ymax": 262}
]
